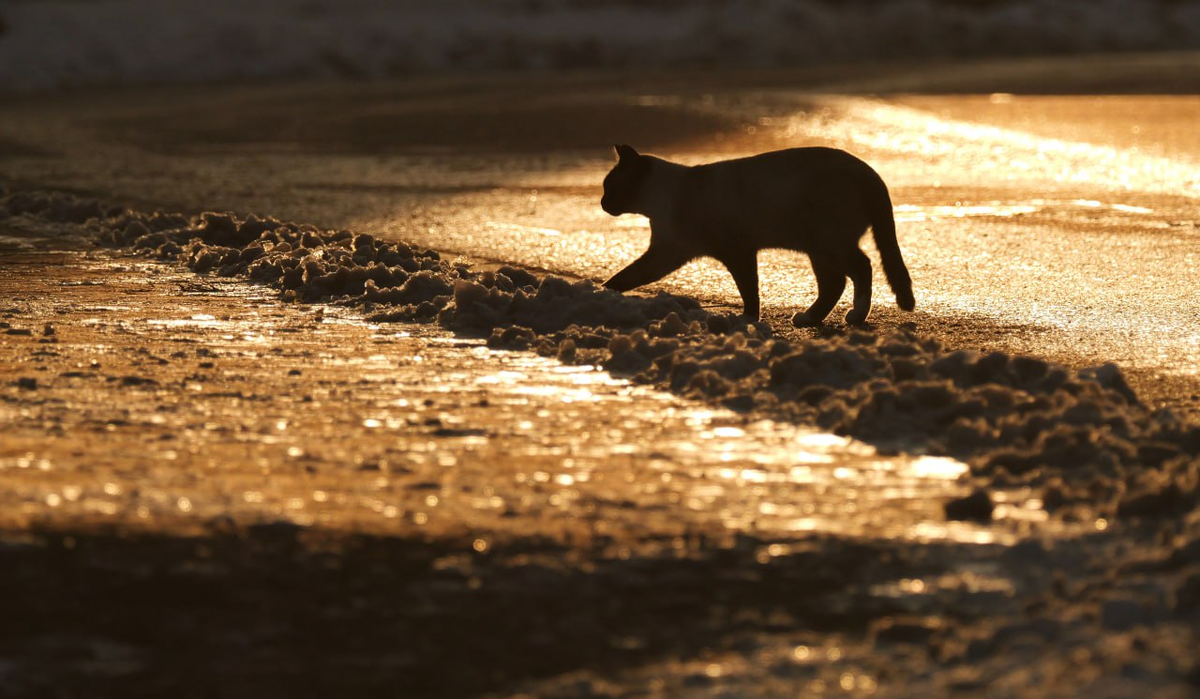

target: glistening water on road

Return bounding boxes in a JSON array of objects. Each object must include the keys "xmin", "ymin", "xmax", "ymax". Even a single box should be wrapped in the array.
[
  {"xmin": 0, "ymin": 231, "xmax": 1015, "ymax": 547},
  {"xmin": 3, "ymin": 57, "xmax": 1200, "ymax": 697},
  {"xmin": 4, "ymin": 216, "xmax": 1115, "ymax": 698},
  {"xmin": 332, "ymin": 87, "xmax": 1199, "ymax": 412},
  {"xmin": 3, "ymin": 66, "xmax": 1197, "ymax": 404}
]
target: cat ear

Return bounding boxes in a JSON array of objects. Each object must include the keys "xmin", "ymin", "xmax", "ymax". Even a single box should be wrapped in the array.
[{"xmin": 614, "ymin": 144, "xmax": 639, "ymax": 161}]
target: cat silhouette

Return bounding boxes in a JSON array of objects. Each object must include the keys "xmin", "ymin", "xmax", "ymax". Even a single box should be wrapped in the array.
[{"xmin": 601, "ymin": 145, "xmax": 914, "ymax": 326}]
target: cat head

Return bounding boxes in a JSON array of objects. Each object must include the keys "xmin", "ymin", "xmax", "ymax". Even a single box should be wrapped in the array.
[{"xmin": 600, "ymin": 144, "xmax": 649, "ymax": 216}]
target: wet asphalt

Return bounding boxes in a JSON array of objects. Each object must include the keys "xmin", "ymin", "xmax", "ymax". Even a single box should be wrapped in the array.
[{"xmin": 2, "ymin": 55, "xmax": 1198, "ymax": 415}]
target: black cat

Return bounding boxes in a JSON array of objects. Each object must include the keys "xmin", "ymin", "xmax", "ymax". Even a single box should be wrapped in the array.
[{"xmin": 601, "ymin": 145, "xmax": 914, "ymax": 325}]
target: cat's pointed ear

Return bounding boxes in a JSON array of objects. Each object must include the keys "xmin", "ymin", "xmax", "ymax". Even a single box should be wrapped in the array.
[{"xmin": 614, "ymin": 144, "xmax": 639, "ymax": 161}]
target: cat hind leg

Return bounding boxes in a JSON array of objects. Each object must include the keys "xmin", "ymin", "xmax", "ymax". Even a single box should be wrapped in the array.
[
  {"xmin": 843, "ymin": 247, "xmax": 872, "ymax": 325},
  {"xmin": 791, "ymin": 255, "xmax": 846, "ymax": 327}
]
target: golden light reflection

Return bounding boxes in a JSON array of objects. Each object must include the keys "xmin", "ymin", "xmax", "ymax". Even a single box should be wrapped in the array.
[
  {"xmin": 88, "ymin": 501, "xmax": 118, "ymax": 516},
  {"xmin": 788, "ymin": 466, "xmax": 815, "ymax": 483},
  {"xmin": 145, "ymin": 313, "xmax": 222, "ymax": 328},
  {"xmin": 484, "ymin": 221, "xmax": 563, "ymax": 237},
  {"xmin": 908, "ymin": 522, "xmax": 999, "ymax": 545},
  {"xmin": 15, "ymin": 292, "xmax": 1045, "ymax": 557},
  {"xmin": 908, "ymin": 456, "xmax": 969, "ymax": 480},
  {"xmin": 716, "ymin": 467, "xmax": 769, "ymax": 483},
  {"xmin": 893, "ymin": 203, "xmax": 1039, "ymax": 222},
  {"xmin": 784, "ymin": 518, "xmax": 819, "ymax": 532},
  {"xmin": 795, "ymin": 432, "xmax": 860, "ymax": 451},
  {"xmin": 1073, "ymin": 199, "xmax": 1154, "ymax": 214},
  {"xmin": 789, "ymin": 97, "xmax": 1200, "ymax": 198}
]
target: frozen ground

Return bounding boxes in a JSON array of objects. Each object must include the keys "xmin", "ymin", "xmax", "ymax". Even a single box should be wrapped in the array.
[
  {"xmin": 1, "ymin": 190, "xmax": 1199, "ymax": 698},
  {"xmin": 2, "ymin": 54, "xmax": 1200, "ymax": 697}
]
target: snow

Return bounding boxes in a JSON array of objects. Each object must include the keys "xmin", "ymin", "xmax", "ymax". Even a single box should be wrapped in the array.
[
  {"xmin": 5, "ymin": 188, "xmax": 1196, "ymax": 527},
  {"xmin": 1, "ymin": 0, "xmax": 1198, "ymax": 90}
]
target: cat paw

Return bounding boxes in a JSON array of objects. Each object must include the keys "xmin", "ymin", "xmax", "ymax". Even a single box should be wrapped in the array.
[
  {"xmin": 791, "ymin": 311, "xmax": 821, "ymax": 327},
  {"xmin": 844, "ymin": 307, "xmax": 870, "ymax": 325}
]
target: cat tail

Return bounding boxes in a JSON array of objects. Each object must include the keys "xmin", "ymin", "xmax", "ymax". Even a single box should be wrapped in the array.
[{"xmin": 869, "ymin": 187, "xmax": 915, "ymax": 311}]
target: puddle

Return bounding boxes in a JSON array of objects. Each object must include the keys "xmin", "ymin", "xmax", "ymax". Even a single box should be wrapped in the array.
[{"xmin": 403, "ymin": 336, "xmax": 991, "ymax": 544}]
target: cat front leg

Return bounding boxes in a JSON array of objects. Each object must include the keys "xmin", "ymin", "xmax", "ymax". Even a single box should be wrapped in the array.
[
  {"xmin": 603, "ymin": 246, "xmax": 689, "ymax": 292},
  {"xmin": 720, "ymin": 253, "xmax": 760, "ymax": 320}
]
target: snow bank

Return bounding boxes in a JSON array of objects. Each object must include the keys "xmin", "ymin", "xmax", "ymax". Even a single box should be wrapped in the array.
[
  {"xmin": 1, "ymin": 0, "xmax": 1198, "ymax": 89},
  {"xmin": 3, "ymin": 188, "xmax": 1199, "ymax": 524}
]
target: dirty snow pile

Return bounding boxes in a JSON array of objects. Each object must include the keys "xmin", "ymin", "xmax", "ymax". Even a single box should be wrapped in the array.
[
  {"xmin": 3, "ymin": 189, "xmax": 1199, "ymax": 525},
  {"xmin": 2, "ymin": 0, "xmax": 1200, "ymax": 89}
]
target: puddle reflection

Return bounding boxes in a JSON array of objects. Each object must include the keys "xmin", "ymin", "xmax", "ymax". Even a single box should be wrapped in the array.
[
  {"xmin": 456, "ymin": 344, "xmax": 997, "ymax": 544},
  {"xmin": 4, "ymin": 260, "xmax": 1025, "ymax": 549}
]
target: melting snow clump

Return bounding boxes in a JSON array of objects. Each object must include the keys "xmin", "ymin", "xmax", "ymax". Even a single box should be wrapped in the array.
[{"xmin": 4, "ymin": 189, "xmax": 1199, "ymax": 524}]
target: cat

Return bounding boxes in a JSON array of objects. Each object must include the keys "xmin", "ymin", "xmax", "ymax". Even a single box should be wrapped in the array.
[{"xmin": 600, "ymin": 144, "xmax": 914, "ymax": 326}]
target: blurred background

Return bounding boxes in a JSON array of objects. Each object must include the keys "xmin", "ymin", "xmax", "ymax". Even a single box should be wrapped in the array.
[{"xmin": 2, "ymin": 0, "xmax": 1199, "ymax": 90}]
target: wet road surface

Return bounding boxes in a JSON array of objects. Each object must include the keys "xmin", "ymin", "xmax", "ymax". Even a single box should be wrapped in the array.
[
  {"xmin": 3, "ymin": 55, "xmax": 1200, "ymax": 698},
  {"xmin": 0, "ymin": 220, "xmax": 1159, "ymax": 699},
  {"xmin": 0, "ymin": 233, "xmax": 1000, "ymax": 546},
  {"xmin": 2, "ymin": 55, "xmax": 1198, "ymax": 414}
]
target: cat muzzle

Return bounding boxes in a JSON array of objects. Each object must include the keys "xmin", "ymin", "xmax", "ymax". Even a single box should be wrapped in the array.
[{"xmin": 600, "ymin": 197, "xmax": 623, "ymax": 216}]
